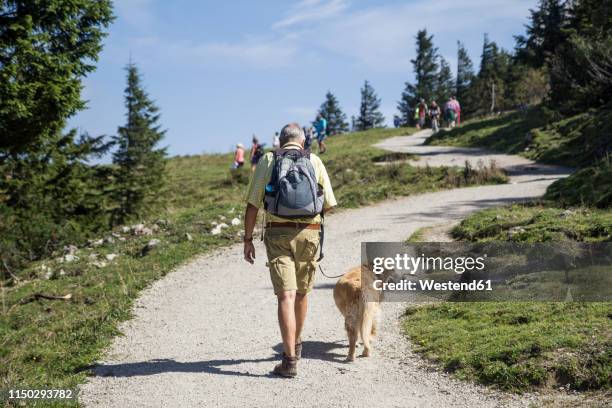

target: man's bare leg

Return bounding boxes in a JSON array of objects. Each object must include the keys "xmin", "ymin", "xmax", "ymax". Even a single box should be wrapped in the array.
[
  {"xmin": 294, "ymin": 293, "xmax": 308, "ymax": 344},
  {"xmin": 277, "ymin": 290, "xmax": 296, "ymax": 357}
]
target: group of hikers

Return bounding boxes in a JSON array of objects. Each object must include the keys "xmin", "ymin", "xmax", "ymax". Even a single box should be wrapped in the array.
[
  {"xmin": 233, "ymin": 114, "xmax": 329, "ymax": 170},
  {"xmin": 394, "ymin": 96, "xmax": 461, "ymax": 132}
]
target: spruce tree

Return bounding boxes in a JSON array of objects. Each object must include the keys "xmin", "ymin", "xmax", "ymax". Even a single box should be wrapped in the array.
[
  {"xmin": 0, "ymin": 0, "xmax": 114, "ymax": 276},
  {"xmin": 397, "ymin": 82, "xmax": 417, "ymax": 126},
  {"xmin": 549, "ymin": 0, "xmax": 612, "ymax": 112},
  {"xmin": 411, "ymin": 29, "xmax": 439, "ymax": 102},
  {"xmin": 515, "ymin": 0, "xmax": 568, "ymax": 68},
  {"xmin": 356, "ymin": 81, "xmax": 385, "ymax": 131},
  {"xmin": 456, "ymin": 41, "xmax": 475, "ymax": 110},
  {"xmin": 471, "ymin": 34, "xmax": 512, "ymax": 113},
  {"xmin": 435, "ymin": 57, "xmax": 454, "ymax": 104},
  {"xmin": 397, "ymin": 29, "xmax": 439, "ymax": 125},
  {"xmin": 317, "ymin": 91, "xmax": 349, "ymax": 135},
  {"xmin": 112, "ymin": 64, "xmax": 167, "ymax": 225}
]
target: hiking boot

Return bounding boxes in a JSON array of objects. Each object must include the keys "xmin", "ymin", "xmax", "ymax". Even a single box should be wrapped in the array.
[
  {"xmin": 272, "ymin": 354, "xmax": 297, "ymax": 378},
  {"xmin": 295, "ymin": 341, "xmax": 303, "ymax": 360}
]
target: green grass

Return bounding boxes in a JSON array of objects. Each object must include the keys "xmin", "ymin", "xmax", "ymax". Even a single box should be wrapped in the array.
[
  {"xmin": 1, "ymin": 127, "xmax": 509, "ymax": 404},
  {"xmin": 426, "ymin": 107, "xmax": 612, "ymax": 168},
  {"xmin": 403, "ymin": 302, "xmax": 611, "ymax": 391},
  {"xmin": 451, "ymin": 202, "xmax": 612, "ymax": 242},
  {"xmin": 546, "ymin": 157, "xmax": 612, "ymax": 209}
]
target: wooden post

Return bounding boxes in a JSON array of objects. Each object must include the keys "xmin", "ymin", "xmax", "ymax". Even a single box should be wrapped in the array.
[{"xmin": 490, "ymin": 81, "xmax": 496, "ymax": 113}]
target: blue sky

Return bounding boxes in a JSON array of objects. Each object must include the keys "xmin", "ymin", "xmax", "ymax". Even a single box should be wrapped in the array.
[{"xmin": 70, "ymin": 0, "xmax": 536, "ymax": 156}]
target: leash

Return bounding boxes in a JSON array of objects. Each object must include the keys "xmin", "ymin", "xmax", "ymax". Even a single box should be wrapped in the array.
[
  {"xmin": 316, "ymin": 213, "xmax": 345, "ymax": 279},
  {"xmin": 318, "ymin": 264, "xmax": 344, "ymax": 279}
]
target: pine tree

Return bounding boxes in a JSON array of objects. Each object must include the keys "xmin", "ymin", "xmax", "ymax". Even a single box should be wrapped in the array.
[
  {"xmin": 471, "ymin": 34, "xmax": 512, "ymax": 113},
  {"xmin": 112, "ymin": 64, "xmax": 167, "ymax": 225},
  {"xmin": 515, "ymin": 0, "xmax": 568, "ymax": 68},
  {"xmin": 317, "ymin": 91, "xmax": 349, "ymax": 135},
  {"xmin": 356, "ymin": 81, "xmax": 385, "ymax": 131},
  {"xmin": 548, "ymin": 0, "xmax": 612, "ymax": 112},
  {"xmin": 456, "ymin": 41, "xmax": 475, "ymax": 110},
  {"xmin": 0, "ymin": 0, "xmax": 114, "ymax": 277},
  {"xmin": 397, "ymin": 29, "xmax": 439, "ymax": 125},
  {"xmin": 411, "ymin": 29, "xmax": 439, "ymax": 101},
  {"xmin": 397, "ymin": 82, "xmax": 417, "ymax": 126},
  {"xmin": 435, "ymin": 57, "xmax": 454, "ymax": 104}
]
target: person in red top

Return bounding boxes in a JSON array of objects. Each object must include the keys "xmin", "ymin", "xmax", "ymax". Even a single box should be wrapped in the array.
[{"xmin": 233, "ymin": 143, "xmax": 245, "ymax": 169}]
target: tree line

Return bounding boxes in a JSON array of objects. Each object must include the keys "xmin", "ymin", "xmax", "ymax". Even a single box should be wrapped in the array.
[
  {"xmin": 1, "ymin": 1, "xmax": 166, "ymax": 279},
  {"xmin": 1, "ymin": 0, "xmax": 610, "ymax": 280},
  {"xmin": 318, "ymin": 0, "xmax": 611, "ymax": 131}
]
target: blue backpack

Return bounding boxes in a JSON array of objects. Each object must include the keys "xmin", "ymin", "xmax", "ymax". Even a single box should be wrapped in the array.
[{"xmin": 264, "ymin": 149, "xmax": 324, "ymax": 218}]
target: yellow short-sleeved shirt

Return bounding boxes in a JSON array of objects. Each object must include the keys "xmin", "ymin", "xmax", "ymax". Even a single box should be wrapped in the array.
[{"xmin": 245, "ymin": 142, "xmax": 337, "ymax": 224}]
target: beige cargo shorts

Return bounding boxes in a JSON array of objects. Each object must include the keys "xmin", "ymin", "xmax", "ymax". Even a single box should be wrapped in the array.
[{"xmin": 264, "ymin": 227, "xmax": 320, "ymax": 295}]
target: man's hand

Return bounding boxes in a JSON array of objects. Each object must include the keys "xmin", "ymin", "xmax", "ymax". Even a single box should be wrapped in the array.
[
  {"xmin": 243, "ymin": 204, "xmax": 259, "ymax": 264},
  {"xmin": 244, "ymin": 240, "xmax": 256, "ymax": 264}
]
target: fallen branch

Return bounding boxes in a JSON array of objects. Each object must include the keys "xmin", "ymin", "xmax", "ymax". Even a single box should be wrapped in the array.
[
  {"xmin": 18, "ymin": 293, "xmax": 72, "ymax": 305},
  {"xmin": 1, "ymin": 258, "xmax": 20, "ymax": 283}
]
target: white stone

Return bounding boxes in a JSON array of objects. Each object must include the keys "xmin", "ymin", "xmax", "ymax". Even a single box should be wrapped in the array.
[
  {"xmin": 105, "ymin": 254, "xmax": 118, "ymax": 261},
  {"xmin": 90, "ymin": 239, "xmax": 104, "ymax": 247},
  {"xmin": 64, "ymin": 245, "xmax": 79, "ymax": 255},
  {"xmin": 131, "ymin": 224, "xmax": 145, "ymax": 235},
  {"xmin": 146, "ymin": 239, "xmax": 161, "ymax": 248},
  {"xmin": 231, "ymin": 218, "xmax": 241, "ymax": 226},
  {"xmin": 63, "ymin": 254, "xmax": 79, "ymax": 263}
]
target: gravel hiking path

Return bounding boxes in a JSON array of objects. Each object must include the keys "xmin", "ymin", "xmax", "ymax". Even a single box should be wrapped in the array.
[{"xmin": 81, "ymin": 130, "xmax": 573, "ymax": 408}]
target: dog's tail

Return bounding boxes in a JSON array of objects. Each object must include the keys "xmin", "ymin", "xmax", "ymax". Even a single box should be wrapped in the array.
[{"xmin": 359, "ymin": 301, "xmax": 378, "ymax": 349}]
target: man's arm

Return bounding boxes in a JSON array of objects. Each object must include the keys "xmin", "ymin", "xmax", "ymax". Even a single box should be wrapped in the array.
[{"xmin": 243, "ymin": 203, "xmax": 259, "ymax": 264}]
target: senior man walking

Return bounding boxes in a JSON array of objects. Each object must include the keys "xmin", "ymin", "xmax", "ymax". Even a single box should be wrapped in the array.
[{"xmin": 243, "ymin": 123, "xmax": 337, "ymax": 378}]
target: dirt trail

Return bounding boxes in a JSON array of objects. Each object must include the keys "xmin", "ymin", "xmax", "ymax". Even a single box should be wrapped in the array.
[{"xmin": 81, "ymin": 129, "xmax": 572, "ymax": 408}]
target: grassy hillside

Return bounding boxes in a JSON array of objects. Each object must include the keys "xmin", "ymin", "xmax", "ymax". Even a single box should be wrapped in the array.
[
  {"xmin": 426, "ymin": 107, "xmax": 612, "ymax": 168},
  {"xmin": 0, "ymin": 127, "xmax": 508, "ymax": 399},
  {"xmin": 404, "ymin": 110, "xmax": 612, "ymax": 393},
  {"xmin": 452, "ymin": 202, "xmax": 612, "ymax": 242}
]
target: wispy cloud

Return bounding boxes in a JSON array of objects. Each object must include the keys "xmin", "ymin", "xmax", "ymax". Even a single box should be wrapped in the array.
[
  {"xmin": 112, "ymin": 0, "xmax": 532, "ymax": 72},
  {"xmin": 273, "ymin": 0, "xmax": 349, "ymax": 29},
  {"xmin": 307, "ymin": 0, "xmax": 533, "ymax": 70},
  {"xmin": 113, "ymin": 0, "xmax": 156, "ymax": 30}
]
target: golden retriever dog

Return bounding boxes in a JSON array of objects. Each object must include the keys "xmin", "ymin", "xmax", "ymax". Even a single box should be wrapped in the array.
[{"xmin": 333, "ymin": 265, "xmax": 381, "ymax": 361}]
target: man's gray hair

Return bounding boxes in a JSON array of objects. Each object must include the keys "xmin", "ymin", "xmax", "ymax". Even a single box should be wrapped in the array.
[{"xmin": 279, "ymin": 123, "xmax": 305, "ymax": 146}]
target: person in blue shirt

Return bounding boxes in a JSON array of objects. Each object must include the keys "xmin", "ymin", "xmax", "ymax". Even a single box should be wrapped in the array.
[{"xmin": 314, "ymin": 114, "xmax": 328, "ymax": 154}]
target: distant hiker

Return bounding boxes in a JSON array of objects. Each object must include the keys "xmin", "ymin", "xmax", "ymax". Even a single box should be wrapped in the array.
[
  {"xmin": 243, "ymin": 123, "xmax": 337, "ymax": 378},
  {"xmin": 273, "ymin": 132, "xmax": 280, "ymax": 151},
  {"xmin": 393, "ymin": 115, "xmax": 401, "ymax": 128},
  {"xmin": 232, "ymin": 143, "xmax": 245, "ymax": 169},
  {"xmin": 429, "ymin": 101, "xmax": 440, "ymax": 133},
  {"xmin": 417, "ymin": 99, "xmax": 428, "ymax": 129},
  {"xmin": 250, "ymin": 135, "xmax": 264, "ymax": 171},
  {"xmin": 452, "ymin": 96, "xmax": 462, "ymax": 126},
  {"xmin": 444, "ymin": 98, "xmax": 457, "ymax": 128},
  {"xmin": 314, "ymin": 114, "xmax": 328, "ymax": 154},
  {"xmin": 303, "ymin": 126, "xmax": 313, "ymax": 153}
]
